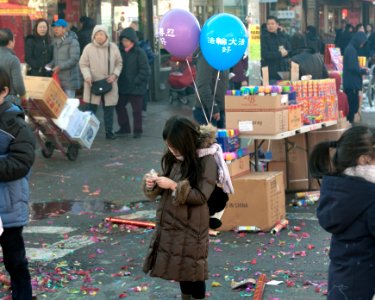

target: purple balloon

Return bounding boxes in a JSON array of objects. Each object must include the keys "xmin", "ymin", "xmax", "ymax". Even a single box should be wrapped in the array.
[{"xmin": 158, "ymin": 9, "xmax": 200, "ymax": 58}]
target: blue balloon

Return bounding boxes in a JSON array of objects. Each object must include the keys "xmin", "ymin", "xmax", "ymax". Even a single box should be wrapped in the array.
[{"xmin": 200, "ymin": 13, "xmax": 248, "ymax": 71}]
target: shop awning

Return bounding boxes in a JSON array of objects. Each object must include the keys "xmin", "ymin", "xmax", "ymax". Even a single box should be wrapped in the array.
[{"xmin": 0, "ymin": 1, "xmax": 45, "ymax": 18}]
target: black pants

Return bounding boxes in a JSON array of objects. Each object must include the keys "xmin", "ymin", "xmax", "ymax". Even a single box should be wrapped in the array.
[
  {"xmin": 180, "ymin": 281, "xmax": 206, "ymax": 299},
  {"xmin": 0, "ymin": 227, "xmax": 32, "ymax": 300},
  {"xmin": 84, "ymin": 101, "xmax": 115, "ymax": 134},
  {"xmin": 116, "ymin": 94, "xmax": 143, "ymax": 134},
  {"xmin": 344, "ymin": 88, "xmax": 360, "ymax": 123}
]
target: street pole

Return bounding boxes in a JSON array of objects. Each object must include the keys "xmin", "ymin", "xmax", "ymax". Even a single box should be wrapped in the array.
[{"xmin": 247, "ymin": 0, "xmax": 262, "ymax": 86}]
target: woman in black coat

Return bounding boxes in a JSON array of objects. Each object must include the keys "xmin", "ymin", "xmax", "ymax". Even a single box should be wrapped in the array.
[
  {"xmin": 25, "ymin": 18, "xmax": 53, "ymax": 77},
  {"xmin": 116, "ymin": 27, "xmax": 150, "ymax": 138}
]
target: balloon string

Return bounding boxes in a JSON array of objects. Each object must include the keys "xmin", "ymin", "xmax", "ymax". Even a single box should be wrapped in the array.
[
  {"xmin": 186, "ymin": 57, "xmax": 209, "ymax": 124},
  {"xmin": 210, "ymin": 71, "xmax": 220, "ymax": 123}
]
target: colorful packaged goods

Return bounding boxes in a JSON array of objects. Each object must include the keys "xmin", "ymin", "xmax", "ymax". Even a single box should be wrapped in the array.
[{"xmin": 216, "ymin": 129, "xmax": 240, "ymax": 153}]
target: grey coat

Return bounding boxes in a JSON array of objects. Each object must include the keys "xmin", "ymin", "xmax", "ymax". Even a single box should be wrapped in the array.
[
  {"xmin": 0, "ymin": 47, "xmax": 26, "ymax": 97},
  {"xmin": 51, "ymin": 32, "xmax": 82, "ymax": 90}
]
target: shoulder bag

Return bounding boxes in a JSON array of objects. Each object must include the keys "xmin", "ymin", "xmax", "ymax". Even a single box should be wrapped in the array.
[{"xmin": 91, "ymin": 46, "xmax": 112, "ymax": 96}]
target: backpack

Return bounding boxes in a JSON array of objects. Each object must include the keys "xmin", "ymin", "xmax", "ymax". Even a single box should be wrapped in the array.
[{"xmin": 139, "ymin": 40, "xmax": 155, "ymax": 65}]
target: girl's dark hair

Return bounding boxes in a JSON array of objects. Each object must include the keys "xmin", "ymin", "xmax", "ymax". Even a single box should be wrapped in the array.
[
  {"xmin": 0, "ymin": 67, "xmax": 10, "ymax": 93},
  {"xmin": 309, "ymin": 125, "xmax": 375, "ymax": 177},
  {"xmin": 32, "ymin": 19, "xmax": 51, "ymax": 42},
  {"xmin": 161, "ymin": 116, "xmax": 202, "ymax": 187}
]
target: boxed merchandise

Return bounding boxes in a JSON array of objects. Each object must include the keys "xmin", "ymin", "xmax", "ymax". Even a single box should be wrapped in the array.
[
  {"xmin": 219, "ymin": 172, "xmax": 285, "ymax": 231},
  {"xmin": 226, "ymin": 110, "xmax": 288, "ymax": 135},
  {"xmin": 225, "ymin": 94, "xmax": 288, "ymax": 111},
  {"xmin": 66, "ymin": 110, "xmax": 100, "ymax": 149},
  {"xmin": 227, "ymin": 155, "xmax": 250, "ymax": 178},
  {"xmin": 216, "ymin": 129, "xmax": 240, "ymax": 152},
  {"xmin": 288, "ymin": 104, "xmax": 302, "ymax": 130},
  {"xmin": 52, "ymin": 98, "xmax": 80, "ymax": 130},
  {"xmin": 24, "ymin": 76, "xmax": 67, "ymax": 118}
]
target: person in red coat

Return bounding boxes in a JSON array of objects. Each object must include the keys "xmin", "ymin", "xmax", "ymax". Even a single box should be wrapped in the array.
[{"xmin": 329, "ymin": 72, "xmax": 349, "ymax": 117}]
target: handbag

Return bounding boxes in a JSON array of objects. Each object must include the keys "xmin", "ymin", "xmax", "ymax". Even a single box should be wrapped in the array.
[
  {"xmin": 91, "ymin": 79, "xmax": 112, "ymax": 95},
  {"xmin": 91, "ymin": 46, "xmax": 112, "ymax": 96}
]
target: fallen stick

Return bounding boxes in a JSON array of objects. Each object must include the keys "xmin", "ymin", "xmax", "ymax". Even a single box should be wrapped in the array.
[
  {"xmin": 253, "ymin": 273, "xmax": 267, "ymax": 300},
  {"xmin": 105, "ymin": 217, "xmax": 156, "ymax": 228}
]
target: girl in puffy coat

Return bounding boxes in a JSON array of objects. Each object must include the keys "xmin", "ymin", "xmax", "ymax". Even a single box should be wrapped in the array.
[
  {"xmin": 309, "ymin": 125, "xmax": 375, "ymax": 300},
  {"xmin": 142, "ymin": 116, "xmax": 220, "ymax": 300}
]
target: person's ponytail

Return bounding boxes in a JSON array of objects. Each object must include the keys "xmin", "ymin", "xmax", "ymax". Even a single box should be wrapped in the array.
[{"xmin": 309, "ymin": 141, "xmax": 336, "ymax": 178}]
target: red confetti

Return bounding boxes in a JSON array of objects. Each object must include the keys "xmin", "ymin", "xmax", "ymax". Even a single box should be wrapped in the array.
[
  {"xmin": 119, "ymin": 293, "xmax": 128, "ymax": 298},
  {"xmin": 307, "ymin": 244, "xmax": 315, "ymax": 250},
  {"xmin": 293, "ymin": 226, "xmax": 301, "ymax": 231},
  {"xmin": 250, "ymin": 258, "xmax": 257, "ymax": 265}
]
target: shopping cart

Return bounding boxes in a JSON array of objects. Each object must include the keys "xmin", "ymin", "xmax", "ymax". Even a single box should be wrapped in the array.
[{"xmin": 24, "ymin": 98, "xmax": 81, "ymax": 161}]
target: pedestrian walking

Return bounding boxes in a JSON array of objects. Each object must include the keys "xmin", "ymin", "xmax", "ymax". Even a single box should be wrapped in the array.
[
  {"xmin": 116, "ymin": 27, "xmax": 150, "ymax": 138},
  {"xmin": 25, "ymin": 18, "xmax": 53, "ymax": 77},
  {"xmin": 343, "ymin": 31, "xmax": 368, "ymax": 123},
  {"xmin": 0, "ymin": 29, "xmax": 26, "ymax": 105},
  {"xmin": 309, "ymin": 125, "xmax": 375, "ymax": 300},
  {"xmin": 50, "ymin": 19, "xmax": 82, "ymax": 98},
  {"xmin": 79, "ymin": 25, "xmax": 122, "ymax": 140},
  {"xmin": 0, "ymin": 68, "xmax": 36, "ymax": 300},
  {"xmin": 142, "ymin": 116, "xmax": 218, "ymax": 300}
]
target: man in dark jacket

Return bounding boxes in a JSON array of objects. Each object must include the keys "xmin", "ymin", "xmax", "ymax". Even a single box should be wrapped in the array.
[
  {"xmin": 343, "ymin": 31, "xmax": 368, "ymax": 123},
  {"xmin": 193, "ymin": 51, "xmax": 228, "ymax": 129},
  {"xmin": 77, "ymin": 16, "xmax": 95, "ymax": 54},
  {"xmin": 290, "ymin": 33, "xmax": 328, "ymax": 80},
  {"xmin": 116, "ymin": 27, "xmax": 150, "ymax": 138},
  {"xmin": 261, "ymin": 16, "xmax": 291, "ymax": 82}
]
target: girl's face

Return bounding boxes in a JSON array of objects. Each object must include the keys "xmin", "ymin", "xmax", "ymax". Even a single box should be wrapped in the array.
[
  {"xmin": 37, "ymin": 22, "xmax": 48, "ymax": 36},
  {"xmin": 94, "ymin": 31, "xmax": 107, "ymax": 45},
  {"xmin": 167, "ymin": 144, "xmax": 184, "ymax": 161}
]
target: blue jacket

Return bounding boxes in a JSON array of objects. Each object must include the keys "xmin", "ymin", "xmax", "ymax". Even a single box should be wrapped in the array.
[
  {"xmin": 343, "ymin": 32, "xmax": 368, "ymax": 90},
  {"xmin": 0, "ymin": 100, "xmax": 35, "ymax": 228},
  {"xmin": 318, "ymin": 175, "xmax": 375, "ymax": 300}
]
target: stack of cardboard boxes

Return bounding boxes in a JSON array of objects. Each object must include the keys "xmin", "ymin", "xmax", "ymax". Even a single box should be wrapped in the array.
[{"xmin": 24, "ymin": 76, "xmax": 100, "ymax": 149}]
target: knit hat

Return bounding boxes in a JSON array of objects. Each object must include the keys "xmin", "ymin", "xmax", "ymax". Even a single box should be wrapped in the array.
[{"xmin": 91, "ymin": 25, "xmax": 109, "ymax": 40}]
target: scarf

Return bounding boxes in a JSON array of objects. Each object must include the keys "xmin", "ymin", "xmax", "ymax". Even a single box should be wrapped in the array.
[
  {"xmin": 197, "ymin": 143, "xmax": 234, "ymax": 194},
  {"xmin": 344, "ymin": 165, "xmax": 375, "ymax": 184}
]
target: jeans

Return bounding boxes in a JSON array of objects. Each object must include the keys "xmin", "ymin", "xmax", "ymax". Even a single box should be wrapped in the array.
[
  {"xmin": 0, "ymin": 227, "xmax": 32, "ymax": 300},
  {"xmin": 84, "ymin": 102, "xmax": 115, "ymax": 134},
  {"xmin": 193, "ymin": 106, "xmax": 225, "ymax": 128},
  {"xmin": 344, "ymin": 88, "xmax": 360, "ymax": 123},
  {"xmin": 116, "ymin": 94, "xmax": 143, "ymax": 134},
  {"xmin": 64, "ymin": 89, "xmax": 76, "ymax": 98}
]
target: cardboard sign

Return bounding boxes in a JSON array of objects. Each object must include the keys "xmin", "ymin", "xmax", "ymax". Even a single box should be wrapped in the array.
[
  {"xmin": 291, "ymin": 62, "xmax": 299, "ymax": 81},
  {"xmin": 262, "ymin": 67, "xmax": 269, "ymax": 86}
]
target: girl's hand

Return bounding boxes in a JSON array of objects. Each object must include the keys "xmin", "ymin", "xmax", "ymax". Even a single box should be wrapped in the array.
[
  {"xmin": 154, "ymin": 176, "xmax": 177, "ymax": 190},
  {"xmin": 145, "ymin": 173, "xmax": 157, "ymax": 190}
]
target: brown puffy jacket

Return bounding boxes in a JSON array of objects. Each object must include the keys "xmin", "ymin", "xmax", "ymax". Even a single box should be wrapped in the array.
[{"xmin": 142, "ymin": 154, "xmax": 217, "ymax": 282}]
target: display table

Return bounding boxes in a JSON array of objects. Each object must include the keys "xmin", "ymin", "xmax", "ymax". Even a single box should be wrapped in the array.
[{"xmin": 245, "ymin": 120, "xmax": 337, "ymax": 190}]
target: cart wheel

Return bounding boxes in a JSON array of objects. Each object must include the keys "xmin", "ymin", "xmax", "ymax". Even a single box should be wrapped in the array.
[
  {"xmin": 66, "ymin": 144, "xmax": 79, "ymax": 161},
  {"xmin": 41, "ymin": 141, "xmax": 54, "ymax": 158}
]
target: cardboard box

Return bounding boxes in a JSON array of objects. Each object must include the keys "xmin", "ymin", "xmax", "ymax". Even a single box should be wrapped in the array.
[
  {"xmin": 227, "ymin": 155, "xmax": 250, "ymax": 178},
  {"xmin": 219, "ymin": 172, "xmax": 285, "ymax": 231},
  {"xmin": 267, "ymin": 134, "xmax": 309, "ymax": 191},
  {"xmin": 226, "ymin": 109, "xmax": 289, "ymax": 135},
  {"xmin": 225, "ymin": 94, "xmax": 288, "ymax": 111},
  {"xmin": 66, "ymin": 110, "xmax": 100, "ymax": 149},
  {"xmin": 52, "ymin": 98, "xmax": 80, "ymax": 130},
  {"xmin": 25, "ymin": 76, "xmax": 67, "ymax": 118},
  {"xmin": 307, "ymin": 127, "xmax": 349, "ymax": 154}
]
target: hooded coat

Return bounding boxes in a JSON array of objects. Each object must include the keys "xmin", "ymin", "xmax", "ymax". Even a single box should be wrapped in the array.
[
  {"xmin": 142, "ymin": 125, "xmax": 218, "ymax": 282},
  {"xmin": 118, "ymin": 28, "xmax": 150, "ymax": 96},
  {"xmin": 25, "ymin": 34, "xmax": 53, "ymax": 77},
  {"xmin": 317, "ymin": 175, "xmax": 375, "ymax": 299},
  {"xmin": 79, "ymin": 25, "xmax": 123, "ymax": 106},
  {"xmin": 343, "ymin": 32, "xmax": 368, "ymax": 90}
]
